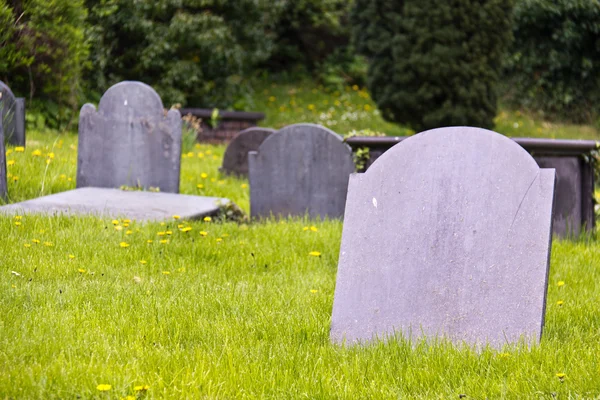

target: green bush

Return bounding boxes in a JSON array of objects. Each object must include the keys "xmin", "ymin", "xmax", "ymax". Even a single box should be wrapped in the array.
[
  {"xmin": 0, "ymin": 0, "xmax": 89, "ymax": 128},
  {"xmin": 503, "ymin": 0, "xmax": 600, "ymax": 122},
  {"xmin": 352, "ymin": 0, "xmax": 514, "ymax": 131},
  {"xmin": 86, "ymin": 0, "xmax": 274, "ymax": 109}
]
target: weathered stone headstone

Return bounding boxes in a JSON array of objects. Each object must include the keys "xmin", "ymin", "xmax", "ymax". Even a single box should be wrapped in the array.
[
  {"xmin": 331, "ymin": 127, "xmax": 555, "ymax": 349},
  {"xmin": 0, "ymin": 80, "xmax": 26, "ymax": 146},
  {"xmin": 221, "ymin": 127, "xmax": 275, "ymax": 176},
  {"xmin": 77, "ymin": 81, "xmax": 182, "ymax": 193},
  {"xmin": 248, "ymin": 123, "xmax": 355, "ymax": 219},
  {"xmin": 0, "ymin": 117, "xmax": 7, "ymax": 200}
]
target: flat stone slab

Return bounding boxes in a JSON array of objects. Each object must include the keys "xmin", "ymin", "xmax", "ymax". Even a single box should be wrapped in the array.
[
  {"xmin": 0, "ymin": 188, "xmax": 229, "ymax": 221},
  {"xmin": 331, "ymin": 127, "xmax": 555, "ymax": 349}
]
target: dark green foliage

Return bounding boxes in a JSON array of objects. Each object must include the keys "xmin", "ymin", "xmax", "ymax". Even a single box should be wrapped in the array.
[
  {"xmin": 352, "ymin": 0, "xmax": 514, "ymax": 131},
  {"xmin": 503, "ymin": 0, "xmax": 600, "ymax": 122},
  {"xmin": 86, "ymin": 0, "xmax": 274, "ymax": 109},
  {"xmin": 0, "ymin": 0, "xmax": 89, "ymax": 126}
]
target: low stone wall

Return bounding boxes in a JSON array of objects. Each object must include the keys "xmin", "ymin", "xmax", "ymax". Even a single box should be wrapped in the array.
[
  {"xmin": 179, "ymin": 108, "xmax": 265, "ymax": 143},
  {"xmin": 346, "ymin": 136, "xmax": 598, "ymax": 238}
]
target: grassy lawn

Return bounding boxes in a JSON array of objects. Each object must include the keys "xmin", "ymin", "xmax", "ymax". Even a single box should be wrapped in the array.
[
  {"xmin": 2, "ymin": 87, "xmax": 600, "ymax": 398},
  {"xmin": 251, "ymin": 80, "xmax": 600, "ymax": 140}
]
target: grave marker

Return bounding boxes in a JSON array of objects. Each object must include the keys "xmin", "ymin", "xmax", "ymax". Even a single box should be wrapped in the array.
[
  {"xmin": 221, "ymin": 127, "xmax": 275, "ymax": 177},
  {"xmin": 77, "ymin": 81, "xmax": 182, "ymax": 193},
  {"xmin": 331, "ymin": 127, "xmax": 555, "ymax": 348},
  {"xmin": 0, "ymin": 117, "xmax": 7, "ymax": 199},
  {"xmin": 248, "ymin": 123, "xmax": 355, "ymax": 219},
  {"xmin": 0, "ymin": 80, "xmax": 26, "ymax": 146}
]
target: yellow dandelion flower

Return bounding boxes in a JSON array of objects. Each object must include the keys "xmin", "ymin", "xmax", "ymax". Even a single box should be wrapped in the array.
[
  {"xmin": 157, "ymin": 231, "xmax": 166, "ymax": 236},
  {"xmin": 43, "ymin": 242, "xmax": 53, "ymax": 247},
  {"xmin": 134, "ymin": 385, "xmax": 150, "ymax": 392},
  {"xmin": 557, "ymin": 281, "xmax": 565, "ymax": 287},
  {"xmin": 32, "ymin": 149, "xmax": 42, "ymax": 157},
  {"xmin": 352, "ymin": 84, "xmax": 359, "ymax": 91},
  {"xmin": 69, "ymin": 254, "xmax": 75, "ymax": 259},
  {"xmin": 173, "ymin": 215, "xmax": 181, "ymax": 220},
  {"xmin": 307, "ymin": 104, "xmax": 315, "ymax": 111},
  {"xmin": 201, "ymin": 173, "xmax": 208, "ymax": 179},
  {"xmin": 123, "ymin": 219, "xmax": 131, "ymax": 224},
  {"xmin": 23, "ymin": 243, "xmax": 31, "ymax": 248},
  {"xmin": 497, "ymin": 352, "xmax": 510, "ymax": 359},
  {"xmin": 556, "ymin": 373, "xmax": 566, "ymax": 380},
  {"xmin": 119, "ymin": 242, "xmax": 130, "ymax": 248},
  {"xmin": 47, "ymin": 152, "xmax": 55, "ymax": 159},
  {"xmin": 5, "ymin": 149, "xmax": 12, "ymax": 155},
  {"xmin": 78, "ymin": 268, "xmax": 86, "ymax": 273},
  {"xmin": 122, "ymin": 223, "xmax": 129, "ymax": 228},
  {"xmin": 197, "ymin": 152, "xmax": 205, "ymax": 158},
  {"xmin": 556, "ymin": 300, "xmax": 564, "ymax": 306},
  {"xmin": 303, "ymin": 226, "xmax": 309, "ymax": 231},
  {"xmin": 126, "ymin": 230, "xmax": 133, "ymax": 235},
  {"xmin": 15, "ymin": 146, "xmax": 24, "ymax": 152},
  {"xmin": 123, "ymin": 395, "xmax": 136, "ymax": 400},
  {"xmin": 241, "ymin": 183, "xmax": 248, "ymax": 189},
  {"xmin": 166, "ymin": 230, "xmax": 173, "ymax": 235},
  {"xmin": 177, "ymin": 224, "xmax": 184, "ymax": 228},
  {"xmin": 160, "ymin": 239, "xmax": 169, "ymax": 244},
  {"xmin": 216, "ymin": 238, "xmax": 223, "ymax": 242},
  {"xmin": 181, "ymin": 226, "xmax": 192, "ymax": 233},
  {"xmin": 32, "ymin": 239, "xmax": 40, "ymax": 244},
  {"xmin": 203, "ymin": 216, "xmax": 212, "ymax": 222},
  {"xmin": 14, "ymin": 221, "xmax": 21, "ymax": 226},
  {"xmin": 14, "ymin": 215, "xmax": 22, "ymax": 220},
  {"xmin": 7, "ymin": 160, "xmax": 15, "ymax": 166},
  {"xmin": 210, "ymin": 177, "xmax": 216, "ymax": 182},
  {"xmin": 177, "ymin": 267, "xmax": 185, "ymax": 272},
  {"xmin": 147, "ymin": 239, "xmax": 154, "ymax": 244},
  {"xmin": 310, "ymin": 289, "xmax": 318, "ymax": 293},
  {"xmin": 140, "ymin": 260, "xmax": 147, "ymax": 265},
  {"xmin": 96, "ymin": 384, "xmax": 111, "ymax": 391},
  {"xmin": 197, "ymin": 184, "xmax": 204, "ymax": 189},
  {"xmin": 12, "ymin": 176, "xmax": 19, "ymax": 181},
  {"xmin": 111, "ymin": 220, "xmax": 120, "ymax": 225},
  {"xmin": 309, "ymin": 251, "xmax": 321, "ymax": 257},
  {"xmin": 162, "ymin": 271, "xmax": 170, "ymax": 275},
  {"xmin": 310, "ymin": 226, "xmax": 318, "ymax": 232},
  {"xmin": 199, "ymin": 231, "xmax": 208, "ymax": 236}
]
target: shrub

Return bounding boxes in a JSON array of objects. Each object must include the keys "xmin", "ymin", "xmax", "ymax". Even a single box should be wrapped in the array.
[
  {"xmin": 0, "ymin": 0, "xmax": 89, "ymax": 128},
  {"xmin": 503, "ymin": 0, "xmax": 600, "ymax": 122},
  {"xmin": 351, "ymin": 0, "xmax": 514, "ymax": 131},
  {"xmin": 86, "ymin": 0, "xmax": 274, "ymax": 109}
]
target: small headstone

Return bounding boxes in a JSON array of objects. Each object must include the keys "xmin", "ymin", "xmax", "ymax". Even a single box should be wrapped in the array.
[
  {"xmin": 0, "ymin": 187, "xmax": 229, "ymax": 221},
  {"xmin": 77, "ymin": 81, "xmax": 182, "ymax": 193},
  {"xmin": 221, "ymin": 127, "xmax": 275, "ymax": 176},
  {"xmin": 248, "ymin": 123, "xmax": 355, "ymax": 219},
  {"xmin": 331, "ymin": 127, "xmax": 555, "ymax": 349},
  {"xmin": 0, "ymin": 117, "xmax": 7, "ymax": 199},
  {"xmin": 0, "ymin": 80, "xmax": 26, "ymax": 146}
]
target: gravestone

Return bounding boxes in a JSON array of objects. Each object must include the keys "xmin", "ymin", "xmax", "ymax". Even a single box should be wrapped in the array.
[
  {"xmin": 0, "ymin": 187, "xmax": 228, "ymax": 221},
  {"xmin": 221, "ymin": 127, "xmax": 275, "ymax": 177},
  {"xmin": 248, "ymin": 123, "xmax": 355, "ymax": 219},
  {"xmin": 0, "ymin": 81, "xmax": 26, "ymax": 146},
  {"xmin": 77, "ymin": 81, "xmax": 182, "ymax": 193},
  {"xmin": 0, "ymin": 118, "xmax": 7, "ymax": 199},
  {"xmin": 331, "ymin": 127, "xmax": 555, "ymax": 349}
]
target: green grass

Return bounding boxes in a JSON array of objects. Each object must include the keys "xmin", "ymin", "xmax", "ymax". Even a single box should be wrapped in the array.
[
  {"xmin": 251, "ymin": 80, "xmax": 600, "ymax": 140},
  {"xmin": 2, "ymin": 85, "xmax": 600, "ymax": 398}
]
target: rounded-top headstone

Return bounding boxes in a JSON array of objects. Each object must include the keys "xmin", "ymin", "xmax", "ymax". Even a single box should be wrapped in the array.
[
  {"xmin": 221, "ymin": 127, "xmax": 275, "ymax": 177},
  {"xmin": 77, "ymin": 81, "xmax": 182, "ymax": 193},
  {"xmin": 0, "ymin": 80, "xmax": 18, "ymax": 145},
  {"xmin": 97, "ymin": 81, "xmax": 164, "ymax": 119},
  {"xmin": 331, "ymin": 126, "xmax": 556, "ymax": 348},
  {"xmin": 248, "ymin": 123, "xmax": 355, "ymax": 219}
]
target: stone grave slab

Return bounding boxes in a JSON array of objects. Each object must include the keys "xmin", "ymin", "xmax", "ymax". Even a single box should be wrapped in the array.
[
  {"xmin": 221, "ymin": 127, "xmax": 275, "ymax": 177},
  {"xmin": 77, "ymin": 81, "xmax": 182, "ymax": 193},
  {"xmin": 331, "ymin": 127, "xmax": 555, "ymax": 349},
  {"xmin": 0, "ymin": 80, "xmax": 26, "ymax": 146},
  {"xmin": 0, "ymin": 117, "xmax": 7, "ymax": 199},
  {"xmin": 0, "ymin": 187, "xmax": 229, "ymax": 221},
  {"xmin": 248, "ymin": 123, "xmax": 355, "ymax": 219}
]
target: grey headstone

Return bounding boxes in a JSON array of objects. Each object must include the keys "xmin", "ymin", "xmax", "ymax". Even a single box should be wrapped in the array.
[
  {"xmin": 77, "ymin": 81, "xmax": 182, "ymax": 193},
  {"xmin": 248, "ymin": 123, "xmax": 355, "ymax": 219},
  {"xmin": 221, "ymin": 127, "xmax": 275, "ymax": 177},
  {"xmin": 0, "ymin": 187, "xmax": 229, "ymax": 221},
  {"xmin": 331, "ymin": 127, "xmax": 556, "ymax": 349},
  {"xmin": 0, "ymin": 117, "xmax": 7, "ymax": 200},
  {"xmin": 0, "ymin": 81, "xmax": 26, "ymax": 147}
]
